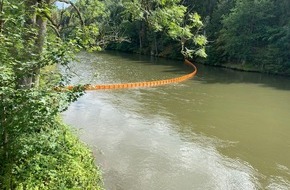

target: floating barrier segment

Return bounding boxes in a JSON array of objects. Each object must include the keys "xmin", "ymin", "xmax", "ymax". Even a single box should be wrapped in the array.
[{"xmin": 65, "ymin": 59, "xmax": 197, "ymax": 90}]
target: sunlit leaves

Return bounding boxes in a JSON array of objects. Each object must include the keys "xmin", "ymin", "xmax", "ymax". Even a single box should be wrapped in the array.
[
  {"xmin": 120, "ymin": 0, "xmax": 207, "ymax": 58},
  {"xmin": 150, "ymin": 5, "xmax": 186, "ymax": 32},
  {"xmin": 194, "ymin": 35, "xmax": 208, "ymax": 46},
  {"xmin": 78, "ymin": 0, "xmax": 105, "ymax": 24},
  {"xmin": 164, "ymin": 11, "xmax": 207, "ymax": 58},
  {"xmin": 0, "ymin": 66, "xmax": 15, "ymax": 88},
  {"xmin": 195, "ymin": 47, "xmax": 207, "ymax": 58},
  {"xmin": 189, "ymin": 12, "xmax": 203, "ymax": 28}
]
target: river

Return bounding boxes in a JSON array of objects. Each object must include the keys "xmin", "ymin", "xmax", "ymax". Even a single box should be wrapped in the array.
[{"xmin": 62, "ymin": 51, "xmax": 290, "ymax": 190}]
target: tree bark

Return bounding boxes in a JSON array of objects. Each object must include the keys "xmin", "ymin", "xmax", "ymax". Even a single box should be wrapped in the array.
[
  {"xmin": 32, "ymin": 13, "xmax": 47, "ymax": 87},
  {"xmin": 0, "ymin": 0, "xmax": 4, "ymax": 33},
  {"xmin": 16, "ymin": 0, "xmax": 37, "ymax": 89},
  {"xmin": 17, "ymin": 0, "xmax": 48, "ymax": 88}
]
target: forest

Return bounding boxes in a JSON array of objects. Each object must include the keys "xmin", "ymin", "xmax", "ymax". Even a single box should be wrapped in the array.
[
  {"xmin": 0, "ymin": 0, "xmax": 289, "ymax": 189},
  {"xmin": 104, "ymin": 0, "xmax": 290, "ymax": 75}
]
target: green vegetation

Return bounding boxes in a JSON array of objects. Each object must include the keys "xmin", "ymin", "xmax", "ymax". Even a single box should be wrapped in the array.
[
  {"xmin": 102, "ymin": 0, "xmax": 290, "ymax": 75},
  {"xmin": 1, "ymin": 0, "xmax": 289, "ymax": 189},
  {"xmin": 206, "ymin": 0, "xmax": 290, "ymax": 75},
  {"xmin": 0, "ymin": 0, "xmax": 206, "ymax": 188},
  {"xmin": 0, "ymin": 0, "xmax": 103, "ymax": 189},
  {"xmin": 104, "ymin": 0, "xmax": 208, "ymax": 58},
  {"xmin": 1, "ymin": 121, "xmax": 102, "ymax": 190}
]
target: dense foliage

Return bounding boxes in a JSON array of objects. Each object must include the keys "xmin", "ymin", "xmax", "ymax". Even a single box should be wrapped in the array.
[
  {"xmin": 101, "ymin": 0, "xmax": 290, "ymax": 75},
  {"xmin": 193, "ymin": 0, "xmax": 290, "ymax": 74},
  {"xmin": 0, "ymin": 0, "xmax": 103, "ymax": 189},
  {"xmin": 104, "ymin": 0, "xmax": 208, "ymax": 59},
  {"xmin": 50, "ymin": 0, "xmax": 290, "ymax": 74},
  {"xmin": 1, "ymin": 121, "xmax": 102, "ymax": 190}
]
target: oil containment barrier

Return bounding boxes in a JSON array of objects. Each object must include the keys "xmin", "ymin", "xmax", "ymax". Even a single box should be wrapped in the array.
[{"xmin": 64, "ymin": 59, "xmax": 197, "ymax": 91}]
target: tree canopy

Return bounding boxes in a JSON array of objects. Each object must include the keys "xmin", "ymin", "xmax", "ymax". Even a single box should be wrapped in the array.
[
  {"xmin": 103, "ymin": 0, "xmax": 290, "ymax": 74},
  {"xmin": 199, "ymin": 0, "xmax": 290, "ymax": 74}
]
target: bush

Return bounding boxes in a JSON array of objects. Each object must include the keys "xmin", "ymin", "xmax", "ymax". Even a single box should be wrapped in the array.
[{"xmin": 2, "ymin": 121, "xmax": 103, "ymax": 190}]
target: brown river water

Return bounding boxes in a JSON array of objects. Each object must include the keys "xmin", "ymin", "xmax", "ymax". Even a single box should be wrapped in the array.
[{"xmin": 63, "ymin": 51, "xmax": 290, "ymax": 190}]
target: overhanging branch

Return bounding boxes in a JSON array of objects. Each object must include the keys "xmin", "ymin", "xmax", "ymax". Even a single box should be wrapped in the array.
[
  {"xmin": 48, "ymin": 23, "xmax": 61, "ymax": 37},
  {"xmin": 57, "ymin": 0, "xmax": 84, "ymax": 26},
  {"xmin": 42, "ymin": 11, "xmax": 61, "ymax": 37}
]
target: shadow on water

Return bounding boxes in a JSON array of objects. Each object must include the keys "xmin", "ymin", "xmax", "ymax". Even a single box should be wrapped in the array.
[
  {"xmin": 96, "ymin": 50, "xmax": 290, "ymax": 91},
  {"xmin": 99, "ymin": 50, "xmax": 191, "ymax": 75},
  {"xmin": 194, "ymin": 63, "xmax": 290, "ymax": 91}
]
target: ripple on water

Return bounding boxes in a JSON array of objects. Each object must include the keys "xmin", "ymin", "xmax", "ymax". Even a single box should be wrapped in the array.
[
  {"xmin": 63, "ymin": 52, "xmax": 290, "ymax": 190},
  {"xmin": 63, "ymin": 91, "xmax": 262, "ymax": 190},
  {"xmin": 266, "ymin": 176, "xmax": 290, "ymax": 190}
]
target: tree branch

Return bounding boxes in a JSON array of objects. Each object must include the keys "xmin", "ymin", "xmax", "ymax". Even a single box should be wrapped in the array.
[
  {"xmin": 41, "ymin": 11, "xmax": 61, "ymax": 37},
  {"xmin": 57, "ymin": 0, "xmax": 84, "ymax": 26},
  {"xmin": 48, "ymin": 23, "xmax": 61, "ymax": 37},
  {"xmin": 59, "ymin": 9, "xmax": 65, "ymax": 28}
]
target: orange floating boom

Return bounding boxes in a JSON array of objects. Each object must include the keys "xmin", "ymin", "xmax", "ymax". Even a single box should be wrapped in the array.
[{"xmin": 64, "ymin": 59, "xmax": 197, "ymax": 90}]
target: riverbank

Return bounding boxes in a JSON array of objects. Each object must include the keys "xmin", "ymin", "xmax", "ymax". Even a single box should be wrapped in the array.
[
  {"xmin": 206, "ymin": 62, "xmax": 290, "ymax": 77},
  {"xmin": 0, "ymin": 64, "xmax": 103, "ymax": 189},
  {"xmin": 206, "ymin": 62, "xmax": 290, "ymax": 76},
  {"xmin": 107, "ymin": 47, "xmax": 290, "ymax": 77},
  {"xmin": 0, "ymin": 119, "xmax": 103, "ymax": 189}
]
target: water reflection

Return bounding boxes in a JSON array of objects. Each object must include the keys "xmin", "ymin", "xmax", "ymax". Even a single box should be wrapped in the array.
[
  {"xmin": 195, "ymin": 63, "xmax": 290, "ymax": 91},
  {"xmin": 63, "ymin": 51, "xmax": 290, "ymax": 189},
  {"xmin": 64, "ymin": 92, "xmax": 259, "ymax": 190}
]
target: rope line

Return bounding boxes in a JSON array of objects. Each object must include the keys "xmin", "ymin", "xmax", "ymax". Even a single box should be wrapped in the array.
[{"xmin": 65, "ymin": 59, "xmax": 197, "ymax": 90}]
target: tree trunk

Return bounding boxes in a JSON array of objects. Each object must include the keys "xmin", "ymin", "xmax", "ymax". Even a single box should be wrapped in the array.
[
  {"xmin": 139, "ymin": 22, "xmax": 143, "ymax": 52},
  {"xmin": 1, "ymin": 97, "xmax": 11, "ymax": 190},
  {"xmin": 0, "ymin": 0, "xmax": 4, "ymax": 33},
  {"xmin": 32, "ymin": 13, "xmax": 47, "ymax": 87},
  {"xmin": 154, "ymin": 33, "xmax": 158, "ymax": 56},
  {"xmin": 1, "ymin": 98, "xmax": 7, "ymax": 155},
  {"xmin": 17, "ymin": 0, "xmax": 48, "ymax": 88}
]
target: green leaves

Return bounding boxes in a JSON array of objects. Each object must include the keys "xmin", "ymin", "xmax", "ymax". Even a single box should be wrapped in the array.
[
  {"xmin": 195, "ymin": 47, "xmax": 207, "ymax": 58},
  {"xmin": 0, "ymin": 1, "xmax": 103, "ymax": 189},
  {"xmin": 215, "ymin": 0, "xmax": 289, "ymax": 72},
  {"xmin": 10, "ymin": 123, "xmax": 103, "ymax": 190},
  {"xmin": 0, "ymin": 66, "xmax": 14, "ymax": 87},
  {"xmin": 189, "ymin": 12, "xmax": 203, "ymax": 28},
  {"xmin": 120, "ymin": 0, "xmax": 207, "ymax": 58},
  {"xmin": 165, "ymin": 11, "xmax": 207, "ymax": 58},
  {"xmin": 194, "ymin": 35, "xmax": 208, "ymax": 46},
  {"xmin": 123, "ymin": 1, "xmax": 144, "ymax": 21}
]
